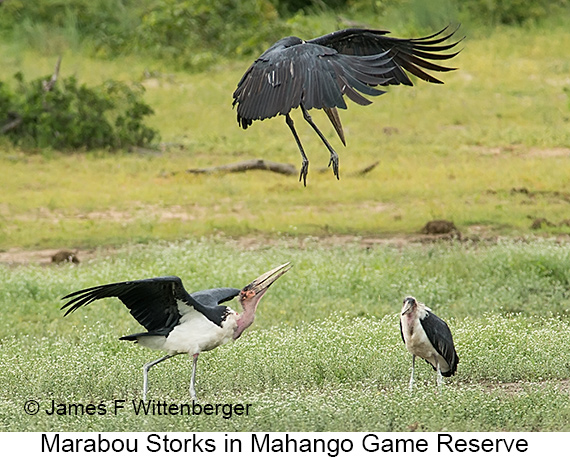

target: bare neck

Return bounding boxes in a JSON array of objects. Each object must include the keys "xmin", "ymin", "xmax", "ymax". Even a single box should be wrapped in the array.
[{"xmin": 233, "ymin": 307, "xmax": 256, "ymax": 339}]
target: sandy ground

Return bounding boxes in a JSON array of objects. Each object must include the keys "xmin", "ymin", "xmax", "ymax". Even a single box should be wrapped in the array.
[
  {"xmin": 2, "ymin": 230, "xmax": 566, "ymax": 267},
  {"xmin": 0, "ymin": 231, "xmax": 478, "ymax": 266}
]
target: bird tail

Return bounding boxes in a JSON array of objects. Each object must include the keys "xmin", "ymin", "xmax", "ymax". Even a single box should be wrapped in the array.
[
  {"xmin": 324, "ymin": 107, "xmax": 346, "ymax": 146},
  {"xmin": 119, "ymin": 329, "xmax": 169, "ymax": 341}
]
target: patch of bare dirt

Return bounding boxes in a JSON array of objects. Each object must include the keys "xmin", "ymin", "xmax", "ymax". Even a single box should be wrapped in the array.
[
  {"xmin": 2, "ymin": 229, "xmax": 569, "ymax": 266},
  {"xmin": 477, "ymin": 379, "xmax": 570, "ymax": 395},
  {"xmin": 471, "ymin": 145, "xmax": 508, "ymax": 155},
  {"xmin": 470, "ymin": 145, "xmax": 570, "ymax": 158},
  {"xmin": 8, "ymin": 203, "xmax": 254, "ymax": 225},
  {"xmin": 525, "ymin": 147, "xmax": 570, "ymax": 158},
  {"xmin": 78, "ymin": 204, "xmax": 212, "ymax": 223},
  {"xmin": 0, "ymin": 248, "xmax": 97, "ymax": 266},
  {"xmin": 0, "ymin": 235, "xmax": 458, "ymax": 265},
  {"xmin": 0, "ymin": 235, "xmax": 418, "ymax": 265}
]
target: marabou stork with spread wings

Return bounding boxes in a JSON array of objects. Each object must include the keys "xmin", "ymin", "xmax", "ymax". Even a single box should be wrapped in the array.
[
  {"xmin": 61, "ymin": 263, "xmax": 291, "ymax": 400},
  {"xmin": 400, "ymin": 296, "xmax": 459, "ymax": 390},
  {"xmin": 233, "ymin": 25, "xmax": 462, "ymax": 185}
]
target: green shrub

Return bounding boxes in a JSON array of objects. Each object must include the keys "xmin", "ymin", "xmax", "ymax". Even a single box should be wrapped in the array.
[
  {"xmin": 0, "ymin": 0, "xmax": 145, "ymax": 53},
  {"xmin": 459, "ymin": 0, "xmax": 569, "ymax": 25},
  {"xmin": 1, "ymin": 0, "xmax": 569, "ymax": 68},
  {"xmin": 275, "ymin": 0, "xmax": 351, "ymax": 14},
  {"xmin": 136, "ymin": 0, "xmax": 287, "ymax": 67},
  {"xmin": 0, "ymin": 71, "xmax": 158, "ymax": 151}
]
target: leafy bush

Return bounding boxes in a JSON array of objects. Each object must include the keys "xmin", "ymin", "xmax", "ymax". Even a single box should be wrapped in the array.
[
  {"xmin": 459, "ymin": 0, "xmax": 570, "ymax": 25},
  {"xmin": 0, "ymin": 0, "xmax": 146, "ymax": 53},
  {"xmin": 275, "ymin": 0, "xmax": 351, "ymax": 14},
  {"xmin": 0, "ymin": 71, "xmax": 158, "ymax": 150},
  {"xmin": 1, "ymin": 0, "xmax": 569, "ymax": 67},
  {"xmin": 136, "ymin": 0, "xmax": 287, "ymax": 67}
]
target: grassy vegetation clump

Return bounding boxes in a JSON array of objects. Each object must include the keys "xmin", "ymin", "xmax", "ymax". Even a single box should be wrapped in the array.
[
  {"xmin": 0, "ymin": 70, "xmax": 157, "ymax": 150},
  {"xmin": 0, "ymin": 0, "xmax": 145, "ymax": 55},
  {"xmin": 2, "ymin": 0, "xmax": 569, "ymax": 68},
  {"xmin": 460, "ymin": 0, "xmax": 570, "ymax": 25},
  {"xmin": 136, "ymin": 0, "xmax": 286, "ymax": 68}
]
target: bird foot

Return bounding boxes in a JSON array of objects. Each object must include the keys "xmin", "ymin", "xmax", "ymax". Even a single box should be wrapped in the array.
[
  {"xmin": 328, "ymin": 153, "xmax": 339, "ymax": 180},
  {"xmin": 299, "ymin": 160, "xmax": 309, "ymax": 186}
]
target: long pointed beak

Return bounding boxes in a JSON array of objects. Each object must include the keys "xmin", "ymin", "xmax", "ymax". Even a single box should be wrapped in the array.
[
  {"xmin": 245, "ymin": 262, "xmax": 291, "ymax": 296},
  {"xmin": 324, "ymin": 107, "xmax": 346, "ymax": 146},
  {"xmin": 401, "ymin": 297, "xmax": 415, "ymax": 315}
]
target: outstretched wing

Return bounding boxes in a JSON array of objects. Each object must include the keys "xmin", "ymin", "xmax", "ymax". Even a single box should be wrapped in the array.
[
  {"xmin": 191, "ymin": 288, "xmax": 240, "ymax": 307},
  {"xmin": 420, "ymin": 311, "xmax": 459, "ymax": 376},
  {"xmin": 61, "ymin": 276, "xmax": 204, "ymax": 334},
  {"xmin": 233, "ymin": 38, "xmax": 394, "ymax": 128},
  {"xmin": 309, "ymin": 25, "xmax": 463, "ymax": 86},
  {"xmin": 190, "ymin": 287, "xmax": 240, "ymax": 326}
]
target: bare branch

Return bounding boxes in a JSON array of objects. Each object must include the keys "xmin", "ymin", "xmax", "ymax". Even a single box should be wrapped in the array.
[
  {"xmin": 355, "ymin": 161, "xmax": 379, "ymax": 176},
  {"xmin": 42, "ymin": 56, "xmax": 62, "ymax": 92},
  {"xmin": 0, "ymin": 113, "xmax": 22, "ymax": 134},
  {"xmin": 184, "ymin": 159, "xmax": 297, "ymax": 176}
]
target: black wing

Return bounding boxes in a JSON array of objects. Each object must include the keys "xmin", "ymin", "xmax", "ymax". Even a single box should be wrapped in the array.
[
  {"xmin": 309, "ymin": 25, "xmax": 462, "ymax": 86},
  {"xmin": 191, "ymin": 288, "xmax": 240, "ymax": 307},
  {"xmin": 420, "ymin": 311, "xmax": 459, "ymax": 376},
  {"xmin": 233, "ymin": 39, "xmax": 394, "ymax": 128},
  {"xmin": 61, "ymin": 276, "xmax": 206, "ymax": 334},
  {"xmin": 190, "ymin": 287, "xmax": 240, "ymax": 326}
]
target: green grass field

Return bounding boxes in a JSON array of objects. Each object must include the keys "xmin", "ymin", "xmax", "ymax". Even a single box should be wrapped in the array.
[
  {"xmin": 1, "ymin": 240, "xmax": 569, "ymax": 431},
  {"xmin": 1, "ymin": 16, "xmax": 570, "ymax": 433},
  {"xmin": 1, "ymin": 25, "xmax": 569, "ymax": 249}
]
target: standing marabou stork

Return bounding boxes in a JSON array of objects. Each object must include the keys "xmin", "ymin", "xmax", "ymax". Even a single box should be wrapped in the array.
[
  {"xmin": 61, "ymin": 262, "xmax": 291, "ymax": 400},
  {"xmin": 399, "ymin": 296, "xmax": 458, "ymax": 390},
  {"xmin": 233, "ymin": 25, "xmax": 462, "ymax": 185}
]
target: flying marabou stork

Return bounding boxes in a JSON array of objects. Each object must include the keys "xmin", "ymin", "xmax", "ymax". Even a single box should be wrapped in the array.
[
  {"xmin": 61, "ymin": 262, "xmax": 291, "ymax": 400},
  {"xmin": 400, "ymin": 296, "xmax": 458, "ymax": 390},
  {"xmin": 233, "ymin": 25, "xmax": 462, "ymax": 185}
]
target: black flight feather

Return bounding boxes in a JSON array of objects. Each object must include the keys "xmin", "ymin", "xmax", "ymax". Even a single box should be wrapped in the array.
[
  {"xmin": 61, "ymin": 278, "xmax": 240, "ymax": 338},
  {"xmin": 420, "ymin": 311, "xmax": 459, "ymax": 377}
]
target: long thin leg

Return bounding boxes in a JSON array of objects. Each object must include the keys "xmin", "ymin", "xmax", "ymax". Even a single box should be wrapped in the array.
[
  {"xmin": 408, "ymin": 354, "xmax": 416, "ymax": 392},
  {"xmin": 285, "ymin": 114, "xmax": 309, "ymax": 186},
  {"xmin": 436, "ymin": 362, "xmax": 443, "ymax": 388},
  {"xmin": 301, "ymin": 105, "xmax": 340, "ymax": 180},
  {"xmin": 189, "ymin": 353, "xmax": 199, "ymax": 400},
  {"xmin": 142, "ymin": 354, "xmax": 174, "ymax": 401}
]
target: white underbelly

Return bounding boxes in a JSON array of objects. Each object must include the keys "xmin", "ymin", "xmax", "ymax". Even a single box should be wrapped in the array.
[
  {"xmin": 401, "ymin": 315, "xmax": 449, "ymax": 372},
  {"xmin": 138, "ymin": 312, "xmax": 238, "ymax": 355}
]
